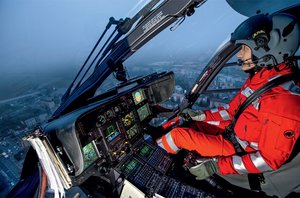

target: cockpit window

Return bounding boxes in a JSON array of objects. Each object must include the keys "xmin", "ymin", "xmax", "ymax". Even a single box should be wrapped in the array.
[
  {"xmin": 193, "ymin": 51, "xmax": 248, "ymax": 110},
  {"xmin": 95, "ymin": 0, "xmax": 247, "ymax": 99},
  {"xmin": 0, "ymin": 1, "xmax": 247, "ymax": 195}
]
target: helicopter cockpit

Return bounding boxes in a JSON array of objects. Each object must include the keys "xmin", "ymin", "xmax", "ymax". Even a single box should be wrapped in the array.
[
  {"xmin": 10, "ymin": 0, "xmax": 300, "ymax": 198},
  {"xmin": 26, "ymin": 71, "xmax": 211, "ymax": 197}
]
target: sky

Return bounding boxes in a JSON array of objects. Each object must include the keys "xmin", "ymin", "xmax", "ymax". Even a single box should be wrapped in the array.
[
  {"xmin": 0, "ymin": 0, "xmax": 140, "ymax": 74},
  {"xmin": 0, "ymin": 0, "xmax": 247, "ymax": 97}
]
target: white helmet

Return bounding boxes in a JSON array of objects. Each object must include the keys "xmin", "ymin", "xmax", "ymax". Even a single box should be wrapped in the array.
[{"xmin": 231, "ymin": 13, "xmax": 300, "ymax": 67}]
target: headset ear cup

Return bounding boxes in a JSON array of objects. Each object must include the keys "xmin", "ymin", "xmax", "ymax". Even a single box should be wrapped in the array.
[{"xmin": 254, "ymin": 33, "xmax": 269, "ymax": 50}]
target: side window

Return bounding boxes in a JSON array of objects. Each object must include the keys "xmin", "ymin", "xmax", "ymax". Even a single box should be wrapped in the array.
[
  {"xmin": 207, "ymin": 65, "xmax": 246, "ymax": 90},
  {"xmin": 192, "ymin": 45, "xmax": 300, "ymax": 111},
  {"xmin": 193, "ymin": 60, "xmax": 248, "ymax": 110}
]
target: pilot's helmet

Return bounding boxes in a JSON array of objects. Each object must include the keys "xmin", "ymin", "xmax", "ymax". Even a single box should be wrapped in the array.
[{"xmin": 231, "ymin": 13, "xmax": 300, "ymax": 67}]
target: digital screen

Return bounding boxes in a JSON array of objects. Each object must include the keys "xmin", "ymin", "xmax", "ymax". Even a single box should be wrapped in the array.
[
  {"xmin": 103, "ymin": 123, "xmax": 120, "ymax": 142},
  {"xmin": 121, "ymin": 158, "xmax": 142, "ymax": 176},
  {"xmin": 122, "ymin": 111, "xmax": 135, "ymax": 128},
  {"xmin": 83, "ymin": 141, "xmax": 98, "ymax": 169},
  {"xmin": 137, "ymin": 144, "xmax": 154, "ymax": 160},
  {"xmin": 126, "ymin": 124, "xmax": 139, "ymax": 140},
  {"xmin": 137, "ymin": 104, "xmax": 150, "ymax": 121},
  {"xmin": 132, "ymin": 89, "xmax": 145, "ymax": 105}
]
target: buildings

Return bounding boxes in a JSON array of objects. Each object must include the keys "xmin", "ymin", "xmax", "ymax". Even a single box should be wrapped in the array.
[{"xmin": 0, "ymin": 86, "xmax": 64, "ymax": 196}]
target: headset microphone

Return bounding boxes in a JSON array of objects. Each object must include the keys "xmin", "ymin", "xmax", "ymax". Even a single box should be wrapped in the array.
[
  {"xmin": 237, "ymin": 59, "xmax": 243, "ymax": 65},
  {"xmin": 238, "ymin": 56, "xmax": 272, "ymax": 67},
  {"xmin": 237, "ymin": 58, "xmax": 253, "ymax": 66}
]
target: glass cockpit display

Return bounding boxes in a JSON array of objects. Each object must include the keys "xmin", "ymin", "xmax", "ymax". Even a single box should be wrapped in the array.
[
  {"xmin": 83, "ymin": 141, "xmax": 99, "ymax": 169},
  {"xmin": 103, "ymin": 123, "xmax": 120, "ymax": 142},
  {"xmin": 126, "ymin": 124, "xmax": 139, "ymax": 140},
  {"xmin": 121, "ymin": 157, "xmax": 143, "ymax": 177},
  {"xmin": 137, "ymin": 104, "xmax": 150, "ymax": 121},
  {"xmin": 137, "ymin": 143, "xmax": 155, "ymax": 160},
  {"xmin": 132, "ymin": 89, "xmax": 146, "ymax": 105},
  {"xmin": 122, "ymin": 111, "xmax": 135, "ymax": 128}
]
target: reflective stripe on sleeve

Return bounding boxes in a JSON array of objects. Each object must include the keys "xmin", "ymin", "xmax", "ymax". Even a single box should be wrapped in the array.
[
  {"xmin": 250, "ymin": 152, "xmax": 273, "ymax": 172},
  {"xmin": 156, "ymin": 138, "xmax": 167, "ymax": 151},
  {"xmin": 232, "ymin": 156, "xmax": 249, "ymax": 174},
  {"xmin": 206, "ymin": 121, "xmax": 220, "ymax": 126},
  {"xmin": 241, "ymin": 87, "xmax": 254, "ymax": 97},
  {"xmin": 165, "ymin": 132, "xmax": 180, "ymax": 153},
  {"xmin": 249, "ymin": 142, "xmax": 258, "ymax": 150},
  {"xmin": 241, "ymin": 86, "xmax": 261, "ymax": 109},
  {"xmin": 219, "ymin": 110, "xmax": 230, "ymax": 120}
]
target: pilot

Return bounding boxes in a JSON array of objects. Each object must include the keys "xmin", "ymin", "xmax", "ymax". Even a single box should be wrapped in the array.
[{"xmin": 155, "ymin": 13, "xmax": 300, "ymax": 195}]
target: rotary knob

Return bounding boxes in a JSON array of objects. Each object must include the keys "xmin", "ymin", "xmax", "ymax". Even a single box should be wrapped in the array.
[{"xmin": 97, "ymin": 114, "xmax": 106, "ymax": 125}]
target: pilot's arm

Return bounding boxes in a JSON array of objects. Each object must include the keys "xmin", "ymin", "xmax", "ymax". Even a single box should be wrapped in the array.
[
  {"xmin": 201, "ymin": 78, "xmax": 256, "ymax": 126},
  {"xmin": 155, "ymin": 84, "xmax": 246, "ymax": 155},
  {"xmin": 159, "ymin": 84, "xmax": 245, "ymax": 137},
  {"xmin": 155, "ymin": 81, "xmax": 249, "ymax": 156},
  {"xmin": 183, "ymin": 83, "xmax": 247, "ymax": 132}
]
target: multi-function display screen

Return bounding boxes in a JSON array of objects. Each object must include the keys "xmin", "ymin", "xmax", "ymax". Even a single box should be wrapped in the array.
[
  {"xmin": 137, "ymin": 104, "xmax": 150, "ymax": 121},
  {"xmin": 137, "ymin": 143, "xmax": 155, "ymax": 160},
  {"xmin": 132, "ymin": 89, "xmax": 145, "ymax": 105},
  {"xmin": 121, "ymin": 157, "xmax": 143, "ymax": 177},
  {"xmin": 83, "ymin": 141, "xmax": 98, "ymax": 169},
  {"xmin": 122, "ymin": 111, "xmax": 135, "ymax": 128},
  {"xmin": 126, "ymin": 124, "xmax": 139, "ymax": 140},
  {"xmin": 103, "ymin": 123, "xmax": 120, "ymax": 142}
]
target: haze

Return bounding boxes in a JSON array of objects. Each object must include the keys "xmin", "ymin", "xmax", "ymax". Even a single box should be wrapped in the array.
[{"xmin": 0, "ymin": 0, "xmax": 246, "ymax": 100}]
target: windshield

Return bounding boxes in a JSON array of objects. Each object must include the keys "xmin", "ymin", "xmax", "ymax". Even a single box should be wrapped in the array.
[
  {"xmin": 0, "ymin": 0, "xmax": 246, "ymax": 195},
  {"xmin": 97, "ymin": 0, "xmax": 247, "ymax": 94}
]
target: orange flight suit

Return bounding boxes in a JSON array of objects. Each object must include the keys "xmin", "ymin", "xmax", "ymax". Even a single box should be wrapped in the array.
[{"xmin": 157, "ymin": 63, "xmax": 300, "ymax": 175}]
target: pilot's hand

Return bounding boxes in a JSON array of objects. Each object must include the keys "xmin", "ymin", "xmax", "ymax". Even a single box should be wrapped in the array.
[
  {"xmin": 188, "ymin": 158, "xmax": 219, "ymax": 180},
  {"xmin": 180, "ymin": 108, "xmax": 206, "ymax": 122},
  {"xmin": 144, "ymin": 125, "xmax": 165, "ymax": 140}
]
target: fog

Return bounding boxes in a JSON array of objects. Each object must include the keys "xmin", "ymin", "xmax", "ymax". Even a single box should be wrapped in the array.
[
  {"xmin": 0, "ymin": 0, "xmax": 141, "ymax": 73},
  {"xmin": 0, "ymin": 0, "xmax": 246, "ymax": 100}
]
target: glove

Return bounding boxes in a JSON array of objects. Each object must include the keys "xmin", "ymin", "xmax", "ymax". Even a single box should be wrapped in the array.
[
  {"xmin": 180, "ymin": 108, "xmax": 206, "ymax": 122},
  {"xmin": 189, "ymin": 158, "xmax": 219, "ymax": 180},
  {"xmin": 144, "ymin": 124, "xmax": 165, "ymax": 140}
]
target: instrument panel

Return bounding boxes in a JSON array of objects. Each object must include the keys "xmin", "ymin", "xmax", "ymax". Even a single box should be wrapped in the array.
[
  {"xmin": 70, "ymin": 85, "xmax": 215, "ymax": 197},
  {"xmin": 76, "ymin": 88, "xmax": 152, "ymax": 169}
]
